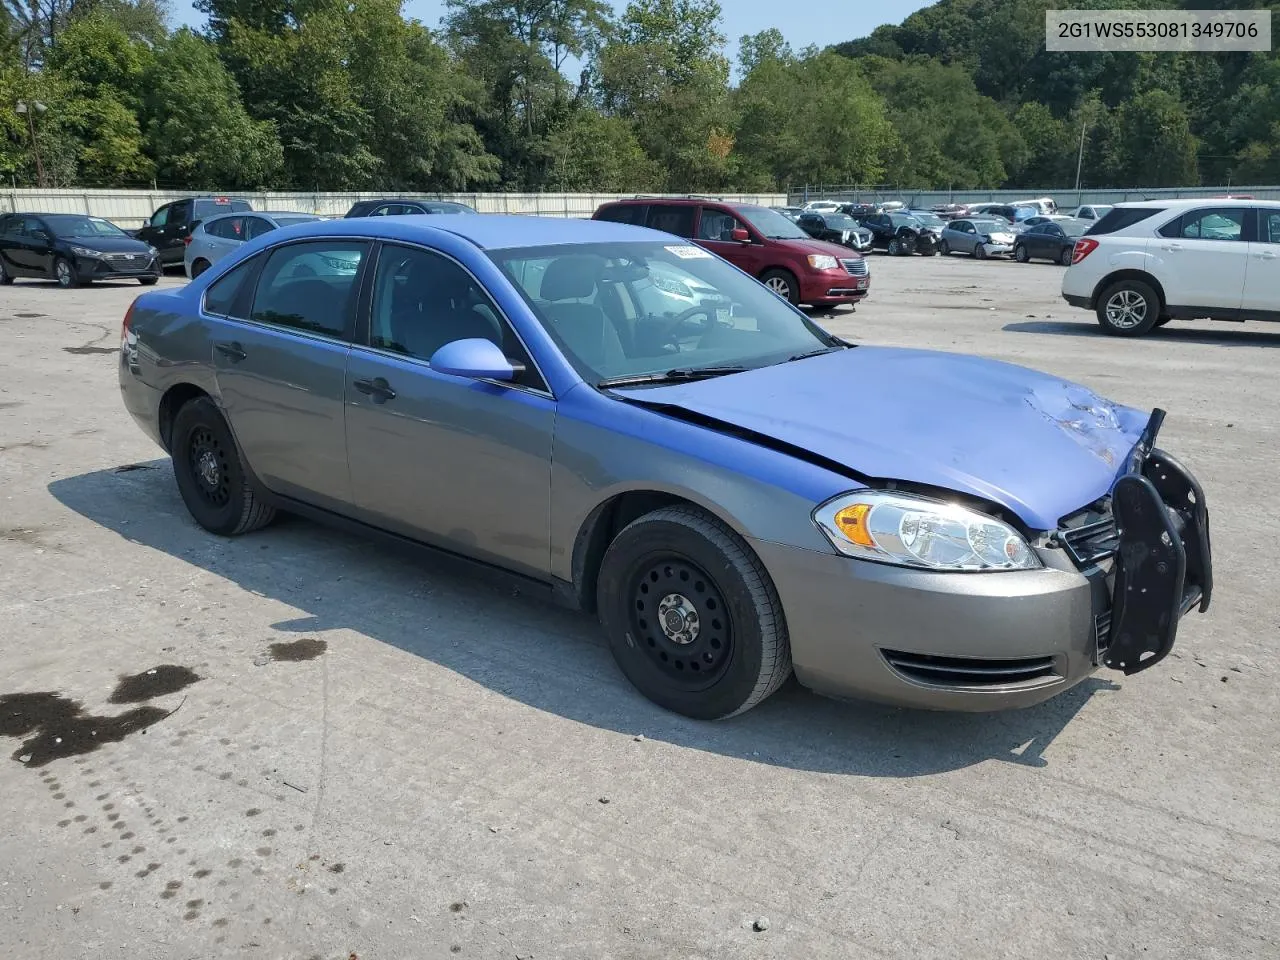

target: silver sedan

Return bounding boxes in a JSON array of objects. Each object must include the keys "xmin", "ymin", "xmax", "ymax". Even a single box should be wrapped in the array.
[
  {"xmin": 939, "ymin": 218, "xmax": 1019, "ymax": 259},
  {"xmin": 184, "ymin": 211, "xmax": 322, "ymax": 278}
]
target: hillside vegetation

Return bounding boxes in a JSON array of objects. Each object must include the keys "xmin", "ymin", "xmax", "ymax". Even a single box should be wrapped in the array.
[{"xmin": 2, "ymin": 0, "xmax": 1275, "ymax": 191}]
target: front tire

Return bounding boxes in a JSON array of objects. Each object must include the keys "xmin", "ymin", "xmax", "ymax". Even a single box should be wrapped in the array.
[
  {"xmin": 596, "ymin": 506, "xmax": 792, "ymax": 720},
  {"xmin": 171, "ymin": 396, "xmax": 276, "ymax": 536},
  {"xmin": 759, "ymin": 268, "xmax": 800, "ymax": 306},
  {"xmin": 54, "ymin": 257, "xmax": 80, "ymax": 288},
  {"xmin": 974, "ymin": 243, "xmax": 987, "ymax": 260},
  {"xmin": 139, "ymin": 276, "xmax": 158, "ymax": 286},
  {"xmin": 1014, "ymin": 244, "xmax": 1029, "ymax": 263},
  {"xmin": 938, "ymin": 240, "xmax": 950, "ymax": 256},
  {"xmin": 0, "ymin": 259, "xmax": 12, "ymax": 285},
  {"xmin": 1096, "ymin": 279, "xmax": 1160, "ymax": 337}
]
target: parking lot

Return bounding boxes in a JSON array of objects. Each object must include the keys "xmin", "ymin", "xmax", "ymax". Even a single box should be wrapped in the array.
[{"xmin": 2, "ymin": 253, "xmax": 1278, "ymax": 960}]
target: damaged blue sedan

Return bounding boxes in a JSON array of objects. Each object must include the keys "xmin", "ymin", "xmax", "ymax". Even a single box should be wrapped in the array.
[{"xmin": 118, "ymin": 216, "xmax": 1213, "ymax": 719}]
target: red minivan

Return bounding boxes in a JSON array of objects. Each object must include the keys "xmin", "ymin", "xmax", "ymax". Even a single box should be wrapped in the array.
[{"xmin": 593, "ymin": 198, "xmax": 870, "ymax": 308}]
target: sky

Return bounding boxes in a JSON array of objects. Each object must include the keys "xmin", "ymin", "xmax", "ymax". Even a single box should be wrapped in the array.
[{"xmin": 174, "ymin": 0, "xmax": 937, "ymax": 64}]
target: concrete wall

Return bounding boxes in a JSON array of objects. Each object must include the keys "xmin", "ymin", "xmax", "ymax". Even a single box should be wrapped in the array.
[
  {"xmin": 789, "ymin": 185, "xmax": 1280, "ymax": 208},
  {"xmin": 0, "ymin": 190, "xmax": 788, "ymax": 227}
]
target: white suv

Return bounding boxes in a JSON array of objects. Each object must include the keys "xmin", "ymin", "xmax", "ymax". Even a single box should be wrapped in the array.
[{"xmin": 1061, "ymin": 199, "xmax": 1280, "ymax": 336}]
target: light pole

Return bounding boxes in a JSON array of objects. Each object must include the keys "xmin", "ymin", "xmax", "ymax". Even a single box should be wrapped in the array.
[
  {"xmin": 15, "ymin": 100, "xmax": 48, "ymax": 188},
  {"xmin": 1074, "ymin": 118, "xmax": 1088, "ymax": 193}
]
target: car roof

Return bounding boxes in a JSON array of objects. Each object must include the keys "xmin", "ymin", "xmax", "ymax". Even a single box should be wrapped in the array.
[
  {"xmin": 1114, "ymin": 198, "xmax": 1279, "ymax": 209},
  {"xmin": 280, "ymin": 213, "xmax": 670, "ymax": 250}
]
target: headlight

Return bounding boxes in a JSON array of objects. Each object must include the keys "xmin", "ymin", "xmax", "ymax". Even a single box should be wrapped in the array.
[
  {"xmin": 70, "ymin": 245, "xmax": 98, "ymax": 258},
  {"xmin": 813, "ymin": 490, "xmax": 1041, "ymax": 571},
  {"xmin": 148, "ymin": 246, "xmax": 159, "ymax": 256},
  {"xmin": 807, "ymin": 254, "xmax": 839, "ymax": 270}
]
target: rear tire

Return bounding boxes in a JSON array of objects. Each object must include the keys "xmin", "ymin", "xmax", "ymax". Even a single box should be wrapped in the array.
[
  {"xmin": 139, "ymin": 277, "xmax": 158, "ymax": 286},
  {"xmin": 0, "ymin": 260, "xmax": 12, "ymax": 285},
  {"xmin": 760, "ymin": 268, "xmax": 800, "ymax": 306},
  {"xmin": 1155, "ymin": 317, "xmax": 1172, "ymax": 327},
  {"xmin": 1059, "ymin": 247, "xmax": 1074, "ymax": 266},
  {"xmin": 191, "ymin": 259, "xmax": 211, "ymax": 279},
  {"xmin": 1096, "ymin": 279, "xmax": 1160, "ymax": 337},
  {"xmin": 171, "ymin": 396, "xmax": 276, "ymax": 536},
  {"xmin": 596, "ymin": 506, "xmax": 792, "ymax": 720}
]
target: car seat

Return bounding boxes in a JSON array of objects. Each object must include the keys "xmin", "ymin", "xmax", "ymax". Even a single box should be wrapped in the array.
[{"xmin": 538, "ymin": 256, "xmax": 627, "ymax": 370}]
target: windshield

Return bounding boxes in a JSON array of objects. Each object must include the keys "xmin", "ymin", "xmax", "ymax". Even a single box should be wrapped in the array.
[
  {"xmin": 889, "ymin": 214, "xmax": 921, "ymax": 228},
  {"xmin": 44, "ymin": 215, "xmax": 127, "ymax": 239},
  {"xmin": 1060, "ymin": 218, "xmax": 1089, "ymax": 237},
  {"xmin": 970, "ymin": 220, "xmax": 1008, "ymax": 232},
  {"xmin": 824, "ymin": 214, "xmax": 861, "ymax": 230},
  {"xmin": 425, "ymin": 203, "xmax": 478, "ymax": 215},
  {"xmin": 490, "ymin": 241, "xmax": 839, "ymax": 385},
  {"xmin": 736, "ymin": 205, "xmax": 808, "ymax": 239},
  {"xmin": 272, "ymin": 215, "xmax": 321, "ymax": 227},
  {"xmin": 909, "ymin": 212, "xmax": 945, "ymax": 227}
]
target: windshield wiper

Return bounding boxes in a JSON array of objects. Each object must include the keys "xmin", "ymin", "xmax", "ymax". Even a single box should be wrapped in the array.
[
  {"xmin": 786, "ymin": 344, "xmax": 850, "ymax": 362},
  {"xmin": 597, "ymin": 366, "xmax": 749, "ymax": 389}
]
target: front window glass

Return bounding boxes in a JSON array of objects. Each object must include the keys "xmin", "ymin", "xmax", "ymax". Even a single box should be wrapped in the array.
[
  {"xmin": 697, "ymin": 209, "xmax": 745, "ymax": 241},
  {"xmin": 490, "ymin": 241, "xmax": 839, "ymax": 384},
  {"xmin": 44, "ymin": 215, "xmax": 127, "ymax": 239},
  {"xmin": 735, "ymin": 205, "xmax": 807, "ymax": 239}
]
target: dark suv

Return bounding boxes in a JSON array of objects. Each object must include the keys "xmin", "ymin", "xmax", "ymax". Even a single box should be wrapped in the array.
[
  {"xmin": 134, "ymin": 197, "xmax": 253, "ymax": 266},
  {"xmin": 592, "ymin": 197, "xmax": 869, "ymax": 307},
  {"xmin": 344, "ymin": 198, "xmax": 478, "ymax": 218}
]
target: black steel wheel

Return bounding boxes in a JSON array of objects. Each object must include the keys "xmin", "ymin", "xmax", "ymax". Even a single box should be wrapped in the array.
[
  {"xmin": 171, "ymin": 396, "xmax": 276, "ymax": 536},
  {"xmin": 597, "ymin": 506, "xmax": 791, "ymax": 719}
]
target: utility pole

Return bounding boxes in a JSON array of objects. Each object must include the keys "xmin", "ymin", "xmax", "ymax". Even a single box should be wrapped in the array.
[
  {"xmin": 1074, "ymin": 118, "xmax": 1088, "ymax": 193},
  {"xmin": 16, "ymin": 101, "xmax": 47, "ymax": 188}
]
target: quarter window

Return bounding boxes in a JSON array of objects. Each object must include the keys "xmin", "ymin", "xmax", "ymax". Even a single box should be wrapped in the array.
[
  {"xmin": 1259, "ymin": 210, "xmax": 1280, "ymax": 244},
  {"xmin": 243, "ymin": 217, "xmax": 275, "ymax": 240},
  {"xmin": 250, "ymin": 240, "xmax": 367, "ymax": 338},
  {"xmin": 203, "ymin": 256, "xmax": 257, "ymax": 318},
  {"xmin": 596, "ymin": 204, "xmax": 647, "ymax": 225}
]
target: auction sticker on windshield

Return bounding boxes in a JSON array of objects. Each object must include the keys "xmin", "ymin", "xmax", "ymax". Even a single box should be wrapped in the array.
[{"xmin": 666, "ymin": 245, "xmax": 712, "ymax": 259}]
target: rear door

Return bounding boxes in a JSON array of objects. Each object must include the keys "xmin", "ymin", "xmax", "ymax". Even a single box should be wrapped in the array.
[
  {"xmin": 1242, "ymin": 207, "xmax": 1280, "ymax": 319},
  {"xmin": 344, "ymin": 242, "xmax": 554, "ymax": 576},
  {"xmin": 209, "ymin": 239, "xmax": 370, "ymax": 509},
  {"xmin": 1155, "ymin": 207, "xmax": 1248, "ymax": 314}
]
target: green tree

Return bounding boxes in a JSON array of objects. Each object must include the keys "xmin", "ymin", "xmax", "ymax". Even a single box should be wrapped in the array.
[
  {"xmin": 44, "ymin": 12, "xmax": 153, "ymax": 182},
  {"xmin": 543, "ymin": 108, "xmax": 659, "ymax": 190},
  {"xmin": 855, "ymin": 55, "xmax": 1024, "ymax": 189},
  {"xmin": 443, "ymin": 0, "xmax": 612, "ymax": 188},
  {"xmin": 141, "ymin": 29, "xmax": 282, "ymax": 188},
  {"xmin": 734, "ymin": 49, "xmax": 892, "ymax": 189},
  {"xmin": 598, "ymin": 0, "xmax": 734, "ymax": 190},
  {"xmin": 1109, "ymin": 89, "xmax": 1198, "ymax": 187}
]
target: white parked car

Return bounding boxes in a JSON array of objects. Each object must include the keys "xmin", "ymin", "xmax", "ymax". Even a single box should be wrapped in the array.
[
  {"xmin": 1061, "ymin": 199, "xmax": 1280, "ymax": 336},
  {"xmin": 801, "ymin": 200, "xmax": 842, "ymax": 213},
  {"xmin": 1073, "ymin": 204, "xmax": 1113, "ymax": 221}
]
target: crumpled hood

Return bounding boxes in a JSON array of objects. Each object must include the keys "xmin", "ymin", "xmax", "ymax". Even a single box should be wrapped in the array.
[{"xmin": 618, "ymin": 347, "xmax": 1152, "ymax": 530}]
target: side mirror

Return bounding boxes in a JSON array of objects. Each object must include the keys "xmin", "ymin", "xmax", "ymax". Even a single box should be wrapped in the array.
[
  {"xmin": 33, "ymin": 230, "xmax": 51, "ymax": 243},
  {"xmin": 429, "ymin": 338, "xmax": 523, "ymax": 382},
  {"xmin": 730, "ymin": 227, "xmax": 750, "ymax": 243}
]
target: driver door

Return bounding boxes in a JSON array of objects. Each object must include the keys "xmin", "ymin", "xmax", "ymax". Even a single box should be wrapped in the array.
[
  {"xmin": 344, "ymin": 242, "xmax": 555, "ymax": 577},
  {"xmin": 695, "ymin": 207, "xmax": 764, "ymax": 276}
]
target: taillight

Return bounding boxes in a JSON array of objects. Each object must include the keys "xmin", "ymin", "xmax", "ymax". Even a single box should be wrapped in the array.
[
  {"xmin": 121, "ymin": 299, "xmax": 137, "ymax": 342},
  {"xmin": 1071, "ymin": 237, "xmax": 1099, "ymax": 265}
]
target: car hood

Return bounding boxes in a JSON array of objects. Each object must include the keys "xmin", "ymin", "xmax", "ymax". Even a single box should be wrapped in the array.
[
  {"xmin": 616, "ymin": 347, "xmax": 1152, "ymax": 530},
  {"xmin": 775, "ymin": 235, "xmax": 860, "ymax": 259},
  {"xmin": 62, "ymin": 236, "xmax": 152, "ymax": 253}
]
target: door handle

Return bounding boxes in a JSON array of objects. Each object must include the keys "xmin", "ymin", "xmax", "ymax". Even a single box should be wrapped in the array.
[
  {"xmin": 1255, "ymin": 251, "xmax": 1278, "ymax": 260},
  {"xmin": 215, "ymin": 341, "xmax": 246, "ymax": 362},
  {"xmin": 353, "ymin": 377, "xmax": 396, "ymax": 403},
  {"xmin": 1161, "ymin": 242, "xmax": 1183, "ymax": 251}
]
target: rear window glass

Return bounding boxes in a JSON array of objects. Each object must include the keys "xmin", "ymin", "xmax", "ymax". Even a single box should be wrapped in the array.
[
  {"xmin": 203, "ymin": 256, "xmax": 257, "ymax": 318},
  {"xmin": 1087, "ymin": 207, "xmax": 1166, "ymax": 236}
]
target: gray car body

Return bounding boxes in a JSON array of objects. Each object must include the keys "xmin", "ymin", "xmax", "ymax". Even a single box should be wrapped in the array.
[
  {"xmin": 121, "ymin": 215, "xmax": 1124, "ymax": 712},
  {"xmin": 184, "ymin": 212, "xmax": 322, "ymax": 279},
  {"xmin": 940, "ymin": 218, "xmax": 1017, "ymax": 257}
]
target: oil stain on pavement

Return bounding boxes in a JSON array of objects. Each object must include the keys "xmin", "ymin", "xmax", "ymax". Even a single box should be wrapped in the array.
[
  {"xmin": 1, "ymin": 665, "xmax": 202, "ymax": 767},
  {"xmin": 267, "ymin": 638, "xmax": 327, "ymax": 662}
]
